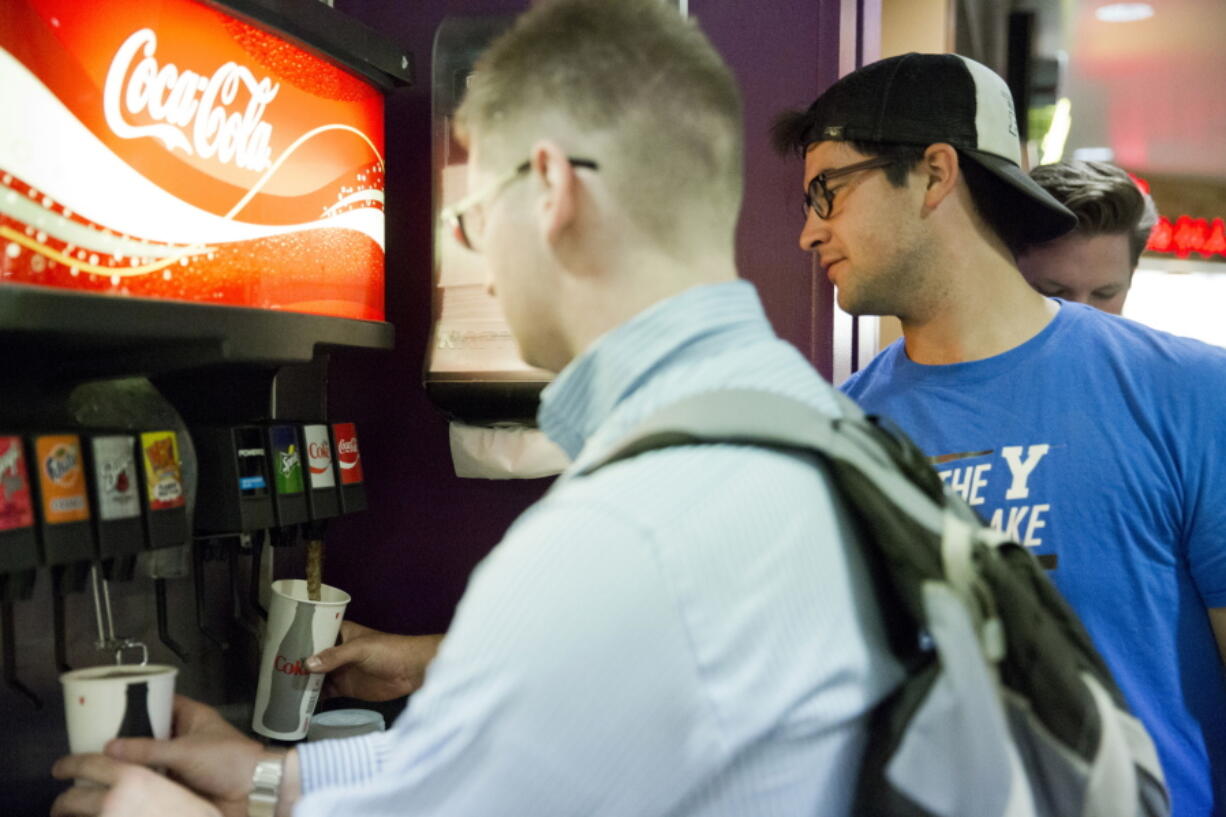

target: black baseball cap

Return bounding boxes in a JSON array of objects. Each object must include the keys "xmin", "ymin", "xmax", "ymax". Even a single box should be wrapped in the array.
[{"xmin": 795, "ymin": 52, "xmax": 1076, "ymax": 244}]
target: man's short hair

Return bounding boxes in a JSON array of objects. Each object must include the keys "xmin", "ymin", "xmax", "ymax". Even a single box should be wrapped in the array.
[
  {"xmin": 1028, "ymin": 161, "xmax": 1158, "ymax": 270},
  {"xmin": 455, "ymin": 0, "xmax": 744, "ymax": 247}
]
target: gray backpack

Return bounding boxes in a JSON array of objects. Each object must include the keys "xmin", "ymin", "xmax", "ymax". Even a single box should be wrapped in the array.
[{"xmin": 581, "ymin": 388, "xmax": 1169, "ymax": 817}]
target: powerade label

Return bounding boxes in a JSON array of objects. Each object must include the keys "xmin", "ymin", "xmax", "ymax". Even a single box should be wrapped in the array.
[
  {"xmin": 269, "ymin": 426, "xmax": 304, "ymax": 495},
  {"xmin": 331, "ymin": 423, "xmax": 363, "ymax": 485},
  {"xmin": 35, "ymin": 434, "xmax": 90, "ymax": 524},
  {"xmin": 302, "ymin": 425, "xmax": 335, "ymax": 489},
  {"xmin": 0, "ymin": 436, "xmax": 35, "ymax": 531},
  {"xmin": 236, "ymin": 437, "xmax": 269, "ymax": 497},
  {"xmin": 91, "ymin": 436, "xmax": 140, "ymax": 521},
  {"xmin": 240, "ymin": 476, "xmax": 267, "ymax": 491},
  {"xmin": 140, "ymin": 431, "xmax": 185, "ymax": 511}
]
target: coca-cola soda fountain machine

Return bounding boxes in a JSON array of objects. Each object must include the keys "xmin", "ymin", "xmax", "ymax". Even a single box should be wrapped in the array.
[{"xmin": 0, "ymin": 0, "xmax": 411, "ymax": 810}]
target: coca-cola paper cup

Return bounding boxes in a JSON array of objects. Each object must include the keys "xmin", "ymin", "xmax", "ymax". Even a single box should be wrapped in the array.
[
  {"xmin": 252, "ymin": 579, "xmax": 350, "ymax": 741},
  {"xmin": 60, "ymin": 664, "xmax": 178, "ymax": 754}
]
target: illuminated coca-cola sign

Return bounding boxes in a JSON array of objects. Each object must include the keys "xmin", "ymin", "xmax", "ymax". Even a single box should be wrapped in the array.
[
  {"xmin": 104, "ymin": 29, "xmax": 280, "ymax": 172},
  {"xmin": 0, "ymin": 0, "xmax": 386, "ymax": 320}
]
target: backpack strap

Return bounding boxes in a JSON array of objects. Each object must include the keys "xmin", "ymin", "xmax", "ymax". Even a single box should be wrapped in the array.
[{"xmin": 578, "ymin": 388, "xmax": 1000, "ymax": 649}]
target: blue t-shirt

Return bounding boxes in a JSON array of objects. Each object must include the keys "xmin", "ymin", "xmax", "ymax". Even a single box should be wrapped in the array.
[{"xmin": 843, "ymin": 301, "xmax": 1226, "ymax": 817}]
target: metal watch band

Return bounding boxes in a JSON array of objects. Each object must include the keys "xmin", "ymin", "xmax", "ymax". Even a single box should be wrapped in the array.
[{"xmin": 248, "ymin": 755, "xmax": 285, "ymax": 817}]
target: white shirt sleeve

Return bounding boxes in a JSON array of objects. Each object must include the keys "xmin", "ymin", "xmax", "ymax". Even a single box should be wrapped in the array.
[{"xmin": 297, "ymin": 729, "xmax": 395, "ymax": 794}]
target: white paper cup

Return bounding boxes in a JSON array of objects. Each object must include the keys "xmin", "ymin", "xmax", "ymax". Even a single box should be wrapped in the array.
[
  {"xmin": 61, "ymin": 664, "xmax": 178, "ymax": 754},
  {"xmin": 306, "ymin": 708, "xmax": 386, "ymax": 741},
  {"xmin": 252, "ymin": 579, "xmax": 350, "ymax": 741}
]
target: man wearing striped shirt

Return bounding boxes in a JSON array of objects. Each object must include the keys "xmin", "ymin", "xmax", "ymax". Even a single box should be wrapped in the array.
[{"xmin": 50, "ymin": 2, "xmax": 903, "ymax": 815}]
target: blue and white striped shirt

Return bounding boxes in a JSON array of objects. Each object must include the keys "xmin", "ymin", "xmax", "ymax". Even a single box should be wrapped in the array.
[{"xmin": 297, "ymin": 280, "xmax": 903, "ymax": 816}]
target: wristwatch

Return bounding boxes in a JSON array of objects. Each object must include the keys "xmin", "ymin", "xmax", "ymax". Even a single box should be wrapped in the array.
[{"xmin": 248, "ymin": 754, "xmax": 285, "ymax": 817}]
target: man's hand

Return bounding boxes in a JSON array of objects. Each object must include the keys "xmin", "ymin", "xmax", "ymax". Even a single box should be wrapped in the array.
[
  {"xmin": 50, "ymin": 754, "xmax": 223, "ymax": 817},
  {"xmin": 101, "ymin": 695, "xmax": 263, "ymax": 815},
  {"xmin": 307, "ymin": 621, "xmax": 443, "ymax": 702}
]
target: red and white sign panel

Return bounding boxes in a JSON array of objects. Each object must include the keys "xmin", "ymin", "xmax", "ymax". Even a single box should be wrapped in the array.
[
  {"xmin": 0, "ymin": 0, "xmax": 385, "ymax": 320},
  {"xmin": 330, "ymin": 422, "xmax": 363, "ymax": 485}
]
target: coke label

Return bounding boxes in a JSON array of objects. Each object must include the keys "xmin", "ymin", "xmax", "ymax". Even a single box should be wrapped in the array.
[
  {"xmin": 330, "ymin": 423, "xmax": 363, "ymax": 485},
  {"xmin": 302, "ymin": 425, "xmax": 336, "ymax": 489}
]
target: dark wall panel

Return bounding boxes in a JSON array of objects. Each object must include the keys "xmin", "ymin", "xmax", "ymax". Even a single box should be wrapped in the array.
[{"xmin": 327, "ymin": 0, "xmax": 842, "ymax": 636}]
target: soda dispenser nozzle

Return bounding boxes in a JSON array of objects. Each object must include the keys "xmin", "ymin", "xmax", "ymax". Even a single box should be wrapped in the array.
[
  {"xmin": 154, "ymin": 579, "xmax": 189, "ymax": 662},
  {"xmin": 0, "ymin": 435, "xmax": 43, "ymax": 707},
  {"xmin": 193, "ymin": 534, "xmax": 233, "ymax": 651},
  {"xmin": 1, "ymin": 601, "xmax": 42, "ymax": 710},
  {"xmin": 31, "ymin": 433, "xmax": 97, "ymax": 674},
  {"xmin": 87, "ymin": 564, "xmax": 150, "ymax": 664},
  {"xmin": 248, "ymin": 529, "xmax": 270, "ymax": 620}
]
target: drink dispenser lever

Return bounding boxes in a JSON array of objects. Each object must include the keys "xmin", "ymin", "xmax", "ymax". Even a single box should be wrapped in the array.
[
  {"xmin": 154, "ymin": 580, "xmax": 189, "ymax": 662},
  {"xmin": 330, "ymin": 423, "xmax": 366, "ymax": 514},
  {"xmin": 31, "ymin": 433, "xmax": 96, "ymax": 674},
  {"xmin": 88, "ymin": 565, "xmax": 149, "ymax": 665},
  {"xmin": 249, "ymin": 529, "xmax": 269, "ymax": 620},
  {"xmin": 83, "ymin": 433, "xmax": 173, "ymax": 662},
  {"xmin": 192, "ymin": 535, "xmax": 232, "ymax": 651},
  {"xmin": 191, "ymin": 426, "xmax": 276, "ymax": 650},
  {"xmin": 135, "ymin": 431, "xmax": 191, "ymax": 661},
  {"xmin": 1, "ymin": 602, "xmax": 42, "ymax": 709},
  {"xmin": 300, "ymin": 423, "xmax": 341, "ymax": 605},
  {"xmin": 0, "ymin": 434, "xmax": 41, "ymax": 707}
]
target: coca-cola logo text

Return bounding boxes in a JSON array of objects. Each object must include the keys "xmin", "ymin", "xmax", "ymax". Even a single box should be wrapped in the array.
[
  {"xmin": 274, "ymin": 655, "xmax": 311, "ymax": 677},
  {"xmin": 103, "ymin": 29, "xmax": 280, "ymax": 172},
  {"xmin": 337, "ymin": 439, "xmax": 359, "ymax": 458},
  {"xmin": 307, "ymin": 441, "xmax": 331, "ymax": 462}
]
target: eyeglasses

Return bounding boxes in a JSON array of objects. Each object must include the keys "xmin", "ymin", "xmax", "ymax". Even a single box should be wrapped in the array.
[
  {"xmin": 440, "ymin": 157, "xmax": 599, "ymax": 252},
  {"xmin": 803, "ymin": 156, "xmax": 898, "ymax": 219}
]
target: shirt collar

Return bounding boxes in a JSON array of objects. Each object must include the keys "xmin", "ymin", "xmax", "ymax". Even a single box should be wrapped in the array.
[{"xmin": 538, "ymin": 280, "xmax": 764, "ymax": 459}]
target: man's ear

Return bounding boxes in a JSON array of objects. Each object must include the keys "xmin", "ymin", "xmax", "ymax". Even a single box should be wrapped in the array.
[
  {"xmin": 528, "ymin": 140, "xmax": 579, "ymax": 246},
  {"xmin": 920, "ymin": 142, "xmax": 960, "ymax": 210}
]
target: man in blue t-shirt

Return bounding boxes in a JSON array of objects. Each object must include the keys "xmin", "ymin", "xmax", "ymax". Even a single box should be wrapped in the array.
[{"xmin": 774, "ymin": 53, "xmax": 1226, "ymax": 816}]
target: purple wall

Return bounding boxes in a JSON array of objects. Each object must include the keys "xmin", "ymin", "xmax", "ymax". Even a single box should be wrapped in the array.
[{"xmin": 325, "ymin": 0, "xmax": 845, "ymax": 635}]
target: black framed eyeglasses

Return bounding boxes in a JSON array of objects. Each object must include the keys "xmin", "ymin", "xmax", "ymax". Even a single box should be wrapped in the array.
[
  {"xmin": 440, "ymin": 157, "xmax": 599, "ymax": 252},
  {"xmin": 803, "ymin": 156, "xmax": 898, "ymax": 219}
]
